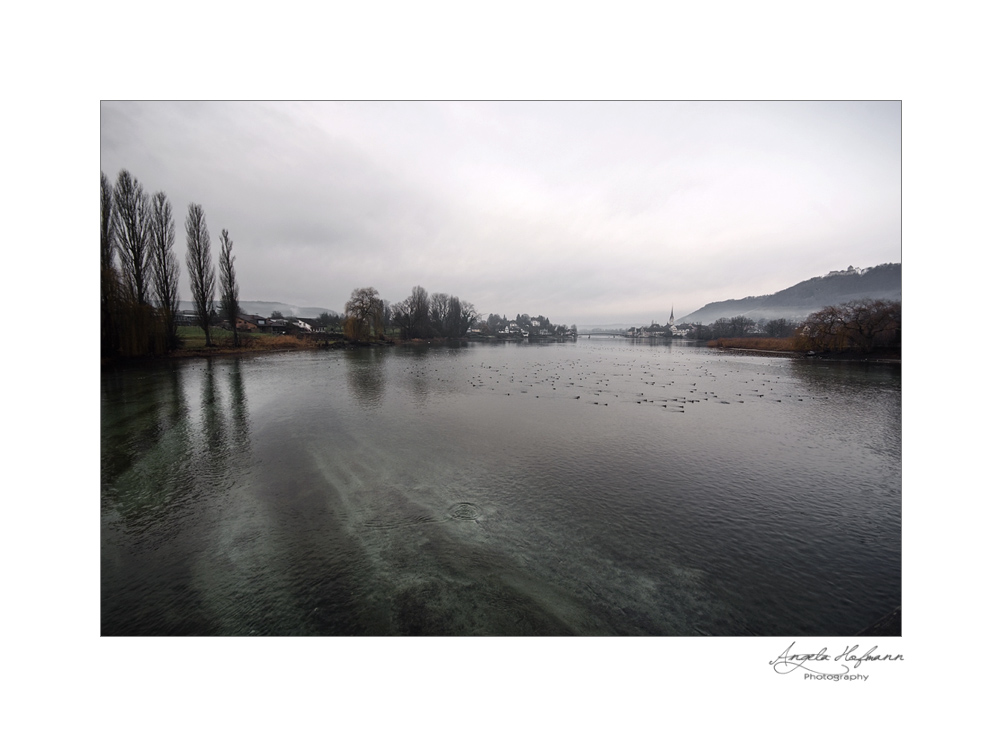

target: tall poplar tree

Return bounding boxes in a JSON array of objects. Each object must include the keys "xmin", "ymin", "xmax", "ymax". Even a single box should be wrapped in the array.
[
  {"xmin": 100, "ymin": 172, "xmax": 121, "ymax": 357},
  {"xmin": 185, "ymin": 203, "xmax": 215, "ymax": 347},
  {"xmin": 113, "ymin": 170, "xmax": 151, "ymax": 306},
  {"xmin": 218, "ymin": 229, "xmax": 240, "ymax": 348},
  {"xmin": 113, "ymin": 169, "xmax": 153, "ymax": 355},
  {"xmin": 150, "ymin": 191, "xmax": 180, "ymax": 352}
]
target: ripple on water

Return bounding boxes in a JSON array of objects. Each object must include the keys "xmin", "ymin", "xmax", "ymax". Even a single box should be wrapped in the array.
[{"xmin": 448, "ymin": 502, "xmax": 482, "ymax": 521}]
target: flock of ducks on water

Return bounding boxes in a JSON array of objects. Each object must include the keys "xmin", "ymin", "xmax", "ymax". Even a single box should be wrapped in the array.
[{"xmin": 392, "ymin": 350, "xmax": 825, "ymax": 412}]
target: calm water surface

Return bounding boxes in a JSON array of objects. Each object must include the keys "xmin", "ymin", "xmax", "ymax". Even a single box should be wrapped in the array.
[{"xmin": 101, "ymin": 340, "xmax": 900, "ymax": 635}]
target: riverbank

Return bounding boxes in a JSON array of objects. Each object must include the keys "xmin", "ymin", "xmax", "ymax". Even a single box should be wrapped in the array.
[
  {"xmin": 705, "ymin": 337, "xmax": 900, "ymax": 363},
  {"xmin": 710, "ymin": 346, "xmax": 901, "ymax": 363},
  {"xmin": 99, "ymin": 332, "xmax": 456, "ymax": 367},
  {"xmin": 104, "ymin": 331, "xmax": 901, "ymax": 365}
]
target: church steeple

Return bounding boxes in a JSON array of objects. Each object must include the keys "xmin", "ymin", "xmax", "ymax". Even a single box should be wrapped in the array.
[{"xmin": 669, "ymin": 305, "xmax": 675, "ymax": 327}]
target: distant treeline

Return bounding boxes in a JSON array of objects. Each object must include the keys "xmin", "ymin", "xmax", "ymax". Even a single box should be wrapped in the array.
[
  {"xmin": 103, "ymin": 170, "xmax": 895, "ymax": 359},
  {"xmin": 325, "ymin": 287, "xmax": 571, "ymax": 342},
  {"xmin": 689, "ymin": 316, "xmax": 798, "ymax": 341},
  {"xmin": 388, "ymin": 286, "xmax": 479, "ymax": 340},
  {"xmin": 330, "ymin": 285, "xmax": 479, "ymax": 341},
  {"xmin": 697, "ymin": 299, "xmax": 901, "ymax": 355}
]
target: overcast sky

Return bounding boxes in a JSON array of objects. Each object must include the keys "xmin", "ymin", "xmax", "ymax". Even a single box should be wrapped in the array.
[{"xmin": 101, "ymin": 101, "xmax": 900, "ymax": 326}]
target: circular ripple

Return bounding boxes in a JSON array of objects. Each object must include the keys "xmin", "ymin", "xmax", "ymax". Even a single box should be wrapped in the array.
[{"xmin": 448, "ymin": 502, "xmax": 482, "ymax": 521}]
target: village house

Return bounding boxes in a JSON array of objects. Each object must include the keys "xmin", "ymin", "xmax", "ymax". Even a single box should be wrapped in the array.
[
  {"xmin": 177, "ymin": 309, "xmax": 200, "ymax": 326},
  {"xmin": 236, "ymin": 314, "xmax": 261, "ymax": 331}
]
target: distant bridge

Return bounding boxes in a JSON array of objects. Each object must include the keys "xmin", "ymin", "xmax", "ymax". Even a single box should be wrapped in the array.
[{"xmin": 581, "ymin": 331, "xmax": 629, "ymax": 337}]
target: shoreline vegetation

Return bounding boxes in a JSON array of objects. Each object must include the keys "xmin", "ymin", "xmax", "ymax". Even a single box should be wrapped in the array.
[
  {"xmin": 100, "ymin": 168, "xmax": 901, "ymax": 368},
  {"xmin": 705, "ymin": 336, "xmax": 900, "ymax": 362},
  {"xmin": 102, "ymin": 326, "xmax": 570, "ymax": 365},
  {"xmin": 103, "ymin": 328, "xmax": 901, "ymax": 368}
]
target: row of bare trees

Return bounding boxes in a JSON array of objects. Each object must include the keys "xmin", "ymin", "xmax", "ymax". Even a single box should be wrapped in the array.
[
  {"xmin": 101, "ymin": 170, "xmax": 180, "ymax": 357},
  {"xmin": 340, "ymin": 286, "xmax": 480, "ymax": 341},
  {"xmin": 794, "ymin": 299, "xmax": 901, "ymax": 353},
  {"xmin": 101, "ymin": 170, "xmax": 240, "ymax": 357},
  {"xmin": 390, "ymin": 286, "xmax": 478, "ymax": 340}
]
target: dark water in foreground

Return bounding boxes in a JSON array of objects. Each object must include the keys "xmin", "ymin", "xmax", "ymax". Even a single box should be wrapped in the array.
[{"xmin": 101, "ymin": 340, "xmax": 900, "ymax": 636}]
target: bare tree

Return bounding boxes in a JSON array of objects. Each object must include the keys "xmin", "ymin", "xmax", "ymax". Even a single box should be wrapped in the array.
[
  {"xmin": 797, "ymin": 304, "xmax": 846, "ymax": 352},
  {"xmin": 429, "ymin": 292, "xmax": 449, "ymax": 336},
  {"xmin": 185, "ymin": 203, "xmax": 215, "ymax": 346},
  {"xmin": 460, "ymin": 300, "xmax": 480, "ymax": 336},
  {"xmin": 101, "ymin": 172, "xmax": 116, "ymax": 275},
  {"xmin": 409, "ymin": 286, "xmax": 430, "ymax": 336},
  {"xmin": 344, "ymin": 287, "xmax": 383, "ymax": 340},
  {"xmin": 840, "ymin": 299, "xmax": 900, "ymax": 353},
  {"xmin": 391, "ymin": 285, "xmax": 431, "ymax": 339},
  {"xmin": 113, "ymin": 170, "xmax": 151, "ymax": 306},
  {"xmin": 795, "ymin": 300, "xmax": 900, "ymax": 353},
  {"xmin": 101, "ymin": 172, "xmax": 121, "ymax": 357},
  {"xmin": 730, "ymin": 315, "xmax": 754, "ymax": 337},
  {"xmin": 765, "ymin": 318, "xmax": 793, "ymax": 338},
  {"xmin": 443, "ymin": 296, "xmax": 463, "ymax": 338},
  {"xmin": 150, "ymin": 191, "xmax": 180, "ymax": 352},
  {"xmin": 218, "ymin": 229, "xmax": 240, "ymax": 347},
  {"xmin": 390, "ymin": 301, "xmax": 410, "ymax": 337}
]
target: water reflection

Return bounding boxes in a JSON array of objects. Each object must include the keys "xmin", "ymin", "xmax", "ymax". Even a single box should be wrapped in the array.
[
  {"xmin": 789, "ymin": 358, "xmax": 901, "ymax": 394},
  {"xmin": 228, "ymin": 359, "xmax": 251, "ymax": 453},
  {"xmin": 102, "ymin": 359, "xmax": 259, "ymax": 527},
  {"xmin": 201, "ymin": 358, "xmax": 224, "ymax": 449},
  {"xmin": 101, "ymin": 365, "xmax": 193, "ymax": 522},
  {"xmin": 345, "ymin": 348, "xmax": 387, "ymax": 407},
  {"xmin": 396, "ymin": 345, "xmax": 432, "ymax": 405},
  {"xmin": 102, "ymin": 343, "xmax": 901, "ymax": 636}
]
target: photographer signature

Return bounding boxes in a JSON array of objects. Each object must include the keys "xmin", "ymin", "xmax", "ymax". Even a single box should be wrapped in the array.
[{"xmin": 770, "ymin": 642, "xmax": 903, "ymax": 676}]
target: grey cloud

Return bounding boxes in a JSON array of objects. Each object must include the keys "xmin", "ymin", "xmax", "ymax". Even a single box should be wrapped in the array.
[{"xmin": 101, "ymin": 101, "xmax": 900, "ymax": 324}]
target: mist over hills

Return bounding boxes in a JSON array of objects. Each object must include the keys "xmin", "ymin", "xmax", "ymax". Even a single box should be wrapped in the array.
[
  {"xmin": 180, "ymin": 300, "xmax": 338, "ymax": 319},
  {"xmin": 679, "ymin": 263, "xmax": 901, "ymax": 325},
  {"xmin": 183, "ymin": 264, "xmax": 900, "ymax": 330}
]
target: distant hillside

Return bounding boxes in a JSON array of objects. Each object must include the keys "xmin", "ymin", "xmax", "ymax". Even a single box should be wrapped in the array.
[
  {"xmin": 680, "ymin": 263, "xmax": 901, "ymax": 325},
  {"xmin": 180, "ymin": 300, "xmax": 339, "ymax": 318}
]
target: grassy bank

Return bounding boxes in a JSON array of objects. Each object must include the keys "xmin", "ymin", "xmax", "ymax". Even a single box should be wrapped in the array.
[{"xmin": 173, "ymin": 327, "xmax": 331, "ymax": 357}]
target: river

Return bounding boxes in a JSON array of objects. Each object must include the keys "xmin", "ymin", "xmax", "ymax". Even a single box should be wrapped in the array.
[{"xmin": 101, "ymin": 339, "xmax": 901, "ymax": 635}]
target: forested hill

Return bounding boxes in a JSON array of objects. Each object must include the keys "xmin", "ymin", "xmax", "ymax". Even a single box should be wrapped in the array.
[{"xmin": 680, "ymin": 263, "xmax": 901, "ymax": 325}]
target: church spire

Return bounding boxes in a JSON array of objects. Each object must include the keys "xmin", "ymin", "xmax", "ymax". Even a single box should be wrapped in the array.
[{"xmin": 669, "ymin": 304, "xmax": 675, "ymax": 326}]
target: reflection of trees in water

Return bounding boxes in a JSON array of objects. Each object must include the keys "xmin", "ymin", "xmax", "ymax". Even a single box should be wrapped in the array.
[
  {"xmin": 102, "ymin": 368, "xmax": 185, "ymax": 483},
  {"xmin": 398, "ymin": 346, "xmax": 432, "ymax": 403},
  {"xmin": 201, "ymin": 358, "xmax": 226, "ymax": 454},
  {"xmin": 228, "ymin": 359, "xmax": 251, "ymax": 452},
  {"xmin": 199, "ymin": 358, "xmax": 259, "ymax": 489},
  {"xmin": 196, "ymin": 358, "xmax": 252, "ymax": 455},
  {"xmin": 346, "ymin": 348, "xmax": 387, "ymax": 407},
  {"xmin": 101, "ymin": 359, "xmax": 259, "ymax": 527},
  {"xmin": 166, "ymin": 365, "xmax": 187, "ymax": 423},
  {"xmin": 789, "ymin": 359, "xmax": 901, "ymax": 398},
  {"xmin": 788, "ymin": 360, "xmax": 901, "ymax": 463},
  {"xmin": 101, "ymin": 365, "xmax": 194, "ymax": 523}
]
